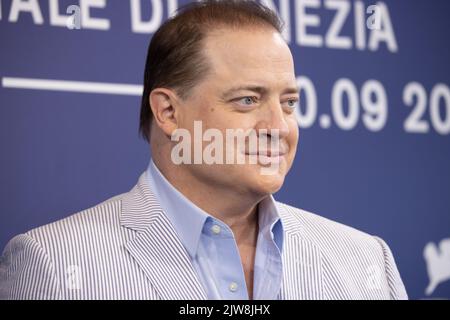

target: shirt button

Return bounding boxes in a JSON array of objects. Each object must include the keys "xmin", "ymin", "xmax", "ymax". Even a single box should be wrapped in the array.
[
  {"xmin": 211, "ymin": 225, "xmax": 221, "ymax": 235},
  {"xmin": 229, "ymin": 282, "xmax": 238, "ymax": 292}
]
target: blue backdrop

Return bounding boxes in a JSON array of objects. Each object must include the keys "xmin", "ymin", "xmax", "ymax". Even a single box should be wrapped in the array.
[{"xmin": 1, "ymin": 0, "xmax": 449, "ymax": 299}]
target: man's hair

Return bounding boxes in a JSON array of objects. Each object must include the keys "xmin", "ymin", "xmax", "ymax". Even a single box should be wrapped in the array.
[{"xmin": 139, "ymin": 0, "xmax": 284, "ymax": 142}]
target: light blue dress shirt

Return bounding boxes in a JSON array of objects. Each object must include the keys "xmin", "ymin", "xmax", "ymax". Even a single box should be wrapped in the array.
[{"xmin": 146, "ymin": 160, "xmax": 284, "ymax": 300}]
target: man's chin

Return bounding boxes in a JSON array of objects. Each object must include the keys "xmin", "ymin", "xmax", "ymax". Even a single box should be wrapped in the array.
[
  {"xmin": 260, "ymin": 174, "xmax": 286, "ymax": 194},
  {"xmin": 246, "ymin": 165, "xmax": 287, "ymax": 196}
]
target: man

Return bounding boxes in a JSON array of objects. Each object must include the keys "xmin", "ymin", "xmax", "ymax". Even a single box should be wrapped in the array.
[{"xmin": 0, "ymin": 0, "xmax": 407, "ymax": 300}]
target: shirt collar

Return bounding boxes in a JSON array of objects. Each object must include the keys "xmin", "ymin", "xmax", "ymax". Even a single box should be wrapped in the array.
[
  {"xmin": 258, "ymin": 194, "xmax": 284, "ymax": 253},
  {"xmin": 146, "ymin": 159, "xmax": 284, "ymax": 257}
]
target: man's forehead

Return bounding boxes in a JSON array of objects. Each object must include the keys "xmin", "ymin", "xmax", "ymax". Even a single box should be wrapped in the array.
[
  {"xmin": 221, "ymin": 83, "xmax": 300, "ymax": 98},
  {"xmin": 203, "ymin": 27, "xmax": 292, "ymax": 63},
  {"xmin": 198, "ymin": 27, "xmax": 296, "ymax": 93},
  {"xmin": 203, "ymin": 37, "xmax": 294, "ymax": 79}
]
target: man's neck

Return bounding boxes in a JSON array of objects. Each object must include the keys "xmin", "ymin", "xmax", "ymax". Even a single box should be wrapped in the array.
[
  {"xmin": 153, "ymin": 156, "xmax": 261, "ymax": 299},
  {"xmin": 153, "ymin": 159, "xmax": 262, "ymax": 242}
]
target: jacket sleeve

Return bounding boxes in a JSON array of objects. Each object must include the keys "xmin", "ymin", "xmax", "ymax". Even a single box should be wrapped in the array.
[
  {"xmin": 0, "ymin": 234, "xmax": 61, "ymax": 300},
  {"xmin": 373, "ymin": 236, "xmax": 408, "ymax": 300}
]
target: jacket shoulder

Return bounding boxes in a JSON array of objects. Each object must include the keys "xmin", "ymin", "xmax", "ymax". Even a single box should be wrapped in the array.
[
  {"xmin": 31, "ymin": 193, "xmax": 125, "ymax": 230},
  {"xmin": 277, "ymin": 201, "xmax": 377, "ymax": 244},
  {"xmin": 26, "ymin": 192, "xmax": 129, "ymax": 251},
  {"xmin": 276, "ymin": 201, "xmax": 408, "ymax": 299}
]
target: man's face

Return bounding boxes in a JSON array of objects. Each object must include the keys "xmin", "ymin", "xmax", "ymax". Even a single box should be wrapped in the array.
[{"xmin": 173, "ymin": 27, "xmax": 299, "ymax": 197}]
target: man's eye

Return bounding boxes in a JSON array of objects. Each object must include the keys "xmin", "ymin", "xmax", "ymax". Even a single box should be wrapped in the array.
[
  {"xmin": 284, "ymin": 99, "xmax": 299, "ymax": 109},
  {"xmin": 236, "ymin": 96, "xmax": 258, "ymax": 106}
]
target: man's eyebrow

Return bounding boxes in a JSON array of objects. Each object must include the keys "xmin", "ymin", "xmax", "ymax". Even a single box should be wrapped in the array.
[
  {"xmin": 282, "ymin": 86, "xmax": 301, "ymax": 95},
  {"xmin": 221, "ymin": 85, "xmax": 300, "ymax": 98}
]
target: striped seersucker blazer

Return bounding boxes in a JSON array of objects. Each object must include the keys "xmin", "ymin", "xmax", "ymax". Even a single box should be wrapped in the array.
[{"xmin": 0, "ymin": 172, "xmax": 408, "ymax": 300}]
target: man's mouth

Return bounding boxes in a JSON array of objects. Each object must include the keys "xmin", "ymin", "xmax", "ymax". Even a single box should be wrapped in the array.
[
  {"xmin": 244, "ymin": 144, "xmax": 288, "ymax": 157},
  {"xmin": 245, "ymin": 150, "xmax": 286, "ymax": 157},
  {"xmin": 243, "ymin": 147, "xmax": 287, "ymax": 165}
]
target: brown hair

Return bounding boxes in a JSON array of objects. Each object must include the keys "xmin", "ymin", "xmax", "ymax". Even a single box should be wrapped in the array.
[{"xmin": 139, "ymin": 0, "xmax": 284, "ymax": 142}]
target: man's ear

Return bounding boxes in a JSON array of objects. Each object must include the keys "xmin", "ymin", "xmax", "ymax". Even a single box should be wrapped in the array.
[{"xmin": 149, "ymin": 88, "xmax": 180, "ymax": 137}]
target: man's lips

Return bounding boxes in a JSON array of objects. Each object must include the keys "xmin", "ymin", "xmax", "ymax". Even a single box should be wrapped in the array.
[
  {"xmin": 244, "ymin": 150, "xmax": 286, "ymax": 166},
  {"xmin": 244, "ymin": 144, "xmax": 288, "ymax": 157},
  {"xmin": 244, "ymin": 150, "xmax": 287, "ymax": 157}
]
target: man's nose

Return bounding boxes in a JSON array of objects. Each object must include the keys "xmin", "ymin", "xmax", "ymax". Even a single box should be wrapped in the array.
[{"xmin": 254, "ymin": 100, "xmax": 290, "ymax": 138}]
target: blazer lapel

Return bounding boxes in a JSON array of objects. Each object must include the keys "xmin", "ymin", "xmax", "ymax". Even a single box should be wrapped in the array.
[
  {"xmin": 278, "ymin": 204, "xmax": 324, "ymax": 300},
  {"xmin": 121, "ymin": 173, "xmax": 207, "ymax": 300}
]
